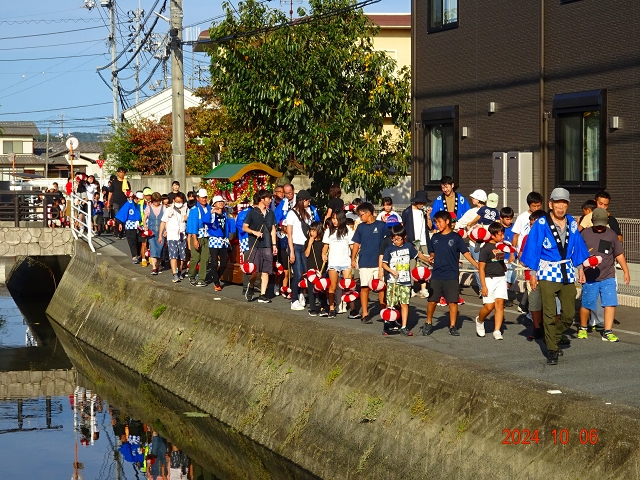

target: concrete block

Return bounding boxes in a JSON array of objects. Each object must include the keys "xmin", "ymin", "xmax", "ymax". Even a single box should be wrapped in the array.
[
  {"xmin": 30, "ymin": 371, "xmax": 44, "ymax": 383},
  {"xmin": 38, "ymin": 236, "xmax": 53, "ymax": 250},
  {"xmin": 4, "ymin": 230, "xmax": 21, "ymax": 245},
  {"xmin": 21, "ymin": 231, "xmax": 32, "ymax": 244},
  {"xmin": 27, "ymin": 228, "xmax": 42, "ymax": 239},
  {"xmin": 27, "ymin": 243, "xmax": 42, "ymax": 256}
]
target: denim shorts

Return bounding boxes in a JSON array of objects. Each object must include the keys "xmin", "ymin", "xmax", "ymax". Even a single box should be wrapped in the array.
[
  {"xmin": 328, "ymin": 265, "xmax": 351, "ymax": 272},
  {"xmin": 581, "ymin": 277, "xmax": 618, "ymax": 310}
]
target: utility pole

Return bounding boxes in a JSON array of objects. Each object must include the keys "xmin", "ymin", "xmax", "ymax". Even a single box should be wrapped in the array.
[
  {"xmin": 45, "ymin": 127, "xmax": 49, "ymax": 179},
  {"xmin": 133, "ymin": 3, "xmax": 143, "ymax": 104},
  {"xmin": 107, "ymin": 0, "xmax": 119, "ymax": 124},
  {"xmin": 170, "ymin": 0, "xmax": 186, "ymax": 189}
]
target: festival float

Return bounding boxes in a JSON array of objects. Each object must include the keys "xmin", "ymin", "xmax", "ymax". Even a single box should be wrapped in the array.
[{"xmin": 201, "ymin": 162, "xmax": 283, "ymax": 284}]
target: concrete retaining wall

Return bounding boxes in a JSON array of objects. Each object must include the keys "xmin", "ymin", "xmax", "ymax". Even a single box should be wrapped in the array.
[
  {"xmin": 0, "ymin": 369, "xmax": 76, "ymax": 399},
  {"xmin": 46, "ymin": 243, "xmax": 640, "ymax": 479}
]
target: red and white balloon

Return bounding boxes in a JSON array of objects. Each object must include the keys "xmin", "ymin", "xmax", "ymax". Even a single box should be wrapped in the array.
[{"xmin": 411, "ymin": 266, "xmax": 432, "ymax": 282}]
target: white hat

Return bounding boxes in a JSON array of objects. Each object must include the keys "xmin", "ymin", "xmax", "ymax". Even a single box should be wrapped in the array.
[
  {"xmin": 197, "ymin": 188, "xmax": 208, "ymax": 198},
  {"xmin": 470, "ymin": 189, "xmax": 487, "ymax": 203},
  {"xmin": 211, "ymin": 195, "xmax": 225, "ymax": 204},
  {"xmin": 486, "ymin": 193, "xmax": 499, "ymax": 208},
  {"xmin": 135, "ymin": 191, "xmax": 144, "ymax": 200}
]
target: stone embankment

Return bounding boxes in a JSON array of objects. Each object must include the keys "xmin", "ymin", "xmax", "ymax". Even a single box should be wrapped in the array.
[{"xmin": 46, "ymin": 242, "xmax": 640, "ymax": 479}]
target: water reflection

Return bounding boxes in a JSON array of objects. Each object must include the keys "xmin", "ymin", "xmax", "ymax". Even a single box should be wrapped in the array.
[{"xmin": 0, "ymin": 287, "xmax": 318, "ymax": 480}]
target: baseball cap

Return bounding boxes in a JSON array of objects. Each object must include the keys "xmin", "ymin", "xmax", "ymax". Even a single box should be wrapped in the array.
[
  {"xmin": 142, "ymin": 187, "xmax": 153, "ymax": 196},
  {"xmin": 550, "ymin": 187, "xmax": 570, "ymax": 202},
  {"xmin": 297, "ymin": 189, "xmax": 312, "ymax": 201},
  {"xmin": 135, "ymin": 191, "xmax": 144, "ymax": 200},
  {"xmin": 470, "ymin": 189, "xmax": 487, "ymax": 203},
  {"xmin": 592, "ymin": 208, "xmax": 608, "ymax": 226},
  {"xmin": 211, "ymin": 195, "xmax": 225, "ymax": 204},
  {"xmin": 486, "ymin": 193, "xmax": 499, "ymax": 208},
  {"xmin": 386, "ymin": 214, "xmax": 401, "ymax": 226},
  {"xmin": 197, "ymin": 188, "xmax": 208, "ymax": 198}
]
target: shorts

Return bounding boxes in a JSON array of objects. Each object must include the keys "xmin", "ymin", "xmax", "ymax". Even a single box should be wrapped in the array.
[
  {"xmin": 169, "ymin": 468, "xmax": 188, "ymax": 480},
  {"xmin": 483, "ymin": 276, "xmax": 509, "ymax": 304},
  {"xmin": 526, "ymin": 281, "xmax": 542, "ymax": 312},
  {"xmin": 328, "ymin": 265, "xmax": 351, "ymax": 273},
  {"xmin": 581, "ymin": 277, "xmax": 618, "ymax": 310},
  {"xmin": 387, "ymin": 283, "xmax": 411, "ymax": 306},
  {"xmin": 359, "ymin": 267, "xmax": 378, "ymax": 287},
  {"xmin": 167, "ymin": 238, "xmax": 187, "ymax": 261},
  {"xmin": 249, "ymin": 247, "xmax": 274, "ymax": 274},
  {"xmin": 277, "ymin": 243, "xmax": 289, "ymax": 266},
  {"xmin": 428, "ymin": 279, "xmax": 459, "ymax": 304},
  {"xmin": 92, "ymin": 214, "xmax": 104, "ymax": 225}
]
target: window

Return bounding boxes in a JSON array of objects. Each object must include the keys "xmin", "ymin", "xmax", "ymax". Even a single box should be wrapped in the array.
[
  {"xmin": 3, "ymin": 141, "xmax": 23, "ymax": 154},
  {"xmin": 428, "ymin": 0, "xmax": 458, "ymax": 32},
  {"xmin": 421, "ymin": 106, "xmax": 458, "ymax": 185},
  {"xmin": 554, "ymin": 90, "xmax": 606, "ymax": 188}
]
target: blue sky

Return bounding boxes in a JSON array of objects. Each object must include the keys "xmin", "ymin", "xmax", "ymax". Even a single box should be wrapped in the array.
[{"xmin": 0, "ymin": 0, "xmax": 410, "ymax": 135}]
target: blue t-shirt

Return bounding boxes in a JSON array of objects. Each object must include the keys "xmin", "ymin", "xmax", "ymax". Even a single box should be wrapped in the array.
[
  {"xmin": 92, "ymin": 200, "xmax": 104, "ymax": 216},
  {"xmin": 352, "ymin": 220, "xmax": 388, "ymax": 268},
  {"xmin": 504, "ymin": 225, "xmax": 514, "ymax": 244},
  {"xmin": 382, "ymin": 242, "xmax": 418, "ymax": 285},
  {"xmin": 476, "ymin": 206, "xmax": 500, "ymax": 225},
  {"xmin": 430, "ymin": 231, "xmax": 469, "ymax": 281}
]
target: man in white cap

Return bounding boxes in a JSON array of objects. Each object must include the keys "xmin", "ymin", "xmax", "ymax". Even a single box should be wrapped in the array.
[
  {"xmin": 185, "ymin": 188, "xmax": 212, "ymax": 287},
  {"xmin": 208, "ymin": 195, "xmax": 232, "ymax": 291},
  {"xmin": 520, "ymin": 187, "xmax": 589, "ymax": 365}
]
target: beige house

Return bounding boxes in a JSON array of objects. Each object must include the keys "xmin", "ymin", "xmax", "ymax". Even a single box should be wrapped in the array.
[
  {"xmin": 122, "ymin": 87, "xmax": 201, "ymax": 123},
  {"xmin": 0, "ymin": 122, "xmax": 42, "ymax": 182},
  {"xmin": 368, "ymin": 13, "xmax": 411, "ymax": 71}
]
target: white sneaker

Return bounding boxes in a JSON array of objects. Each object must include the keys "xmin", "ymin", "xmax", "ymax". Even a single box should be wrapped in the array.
[
  {"xmin": 419, "ymin": 290, "xmax": 429, "ymax": 298},
  {"xmin": 298, "ymin": 293, "xmax": 306, "ymax": 307},
  {"xmin": 493, "ymin": 330, "xmax": 504, "ymax": 340},
  {"xmin": 474, "ymin": 316, "xmax": 485, "ymax": 337},
  {"xmin": 338, "ymin": 301, "xmax": 347, "ymax": 314},
  {"xmin": 290, "ymin": 300, "xmax": 304, "ymax": 311}
]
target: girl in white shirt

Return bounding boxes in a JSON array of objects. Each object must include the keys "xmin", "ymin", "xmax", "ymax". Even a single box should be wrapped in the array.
[{"xmin": 322, "ymin": 210, "xmax": 354, "ymax": 318}]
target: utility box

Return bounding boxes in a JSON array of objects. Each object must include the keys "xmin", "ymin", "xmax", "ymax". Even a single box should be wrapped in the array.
[
  {"xmin": 507, "ymin": 151, "xmax": 533, "ymax": 214},
  {"xmin": 492, "ymin": 152, "xmax": 508, "ymax": 208}
]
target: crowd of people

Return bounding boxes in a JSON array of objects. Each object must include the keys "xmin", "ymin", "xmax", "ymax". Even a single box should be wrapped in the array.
[{"xmin": 57, "ymin": 169, "xmax": 631, "ymax": 365}]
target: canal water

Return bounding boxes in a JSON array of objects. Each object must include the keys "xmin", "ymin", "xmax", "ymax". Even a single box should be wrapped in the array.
[{"xmin": 0, "ymin": 288, "xmax": 319, "ymax": 480}]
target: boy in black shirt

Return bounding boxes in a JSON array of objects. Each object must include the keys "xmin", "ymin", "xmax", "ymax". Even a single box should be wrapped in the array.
[
  {"xmin": 475, "ymin": 222, "xmax": 508, "ymax": 340},
  {"xmin": 422, "ymin": 211, "xmax": 478, "ymax": 336}
]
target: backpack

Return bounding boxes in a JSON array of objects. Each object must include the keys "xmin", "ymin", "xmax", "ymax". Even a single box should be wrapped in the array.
[{"xmin": 292, "ymin": 209, "xmax": 311, "ymax": 240}]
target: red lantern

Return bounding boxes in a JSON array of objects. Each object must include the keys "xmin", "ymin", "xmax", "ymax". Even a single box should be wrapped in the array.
[
  {"xmin": 457, "ymin": 228, "xmax": 467, "ymax": 239},
  {"xmin": 369, "ymin": 278, "xmax": 386, "ymax": 292},
  {"xmin": 241, "ymin": 262, "xmax": 256, "ymax": 274},
  {"xmin": 341, "ymin": 290, "xmax": 359, "ymax": 303},
  {"xmin": 274, "ymin": 262, "xmax": 285, "ymax": 275},
  {"xmin": 306, "ymin": 269, "xmax": 320, "ymax": 284},
  {"xmin": 313, "ymin": 277, "xmax": 329, "ymax": 292},
  {"xmin": 411, "ymin": 266, "xmax": 432, "ymax": 282},
  {"xmin": 380, "ymin": 308, "xmax": 400, "ymax": 322},
  {"xmin": 582, "ymin": 255, "xmax": 603, "ymax": 268},
  {"xmin": 496, "ymin": 241, "xmax": 516, "ymax": 254},
  {"xmin": 280, "ymin": 286, "xmax": 292, "ymax": 297},
  {"xmin": 469, "ymin": 226, "xmax": 491, "ymax": 243},
  {"xmin": 107, "ymin": 218, "xmax": 115, "ymax": 227},
  {"xmin": 339, "ymin": 278, "xmax": 356, "ymax": 290},
  {"xmin": 298, "ymin": 278, "xmax": 308, "ymax": 289}
]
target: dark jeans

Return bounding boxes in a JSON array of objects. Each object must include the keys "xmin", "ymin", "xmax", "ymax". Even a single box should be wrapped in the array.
[
  {"xmin": 208, "ymin": 247, "xmax": 229, "ymax": 286},
  {"xmin": 290, "ymin": 244, "xmax": 307, "ymax": 303},
  {"xmin": 112, "ymin": 202, "xmax": 123, "ymax": 238},
  {"xmin": 307, "ymin": 283, "xmax": 327, "ymax": 313}
]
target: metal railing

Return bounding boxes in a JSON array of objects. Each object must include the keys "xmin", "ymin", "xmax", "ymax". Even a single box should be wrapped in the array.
[
  {"xmin": 0, "ymin": 191, "xmax": 63, "ymax": 227},
  {"xmin": 70, "ymin": 192, "xmax": 95, "ymax": 252}
]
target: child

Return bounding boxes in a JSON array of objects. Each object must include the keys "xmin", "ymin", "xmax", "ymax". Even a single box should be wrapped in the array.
[
  {"xmin": 421, "ymin": 211, "xmax": 478, "ymax": 336},
  {"xmin": 467, "ymin": 192, "xmax": 500, "ymax": 227},
  {"xmin": 500, "ymin": 206, "xmax": 516, "ymax": 306},
  {"xmin": 475, "ymin": 222, "xmax": 508, "ymax": 340},
  {"xmin": 159, "ymin": 192, "xmax": 188, "ymax": 283},
  {"xmin": 306, "ymin": 221, "xmax": 328, "ymax": 316},
  {"xmin": 92, "ymin": 192, "xmax": 105, "ymax": 235},
  {"xmin": 578, "ymin": 199, "xmax": 597, "ymax": 232},
  {"xmin": 519, "ymin": 210, "xmax": 546, "ymax": 338},
  {"xmin": 376, "ymin": 197, "xmax": 401, "ymax": 224},
  {"xmin": 382, "ymin": 225, "xmax": 431, "ymax": 336},
  {"xmin": 115, "ymin": 190, "xmax": 142, "ymax": 263},
  {"xmin": 322, "ymin": 211, "xmax": 354, "ymax": 318}
]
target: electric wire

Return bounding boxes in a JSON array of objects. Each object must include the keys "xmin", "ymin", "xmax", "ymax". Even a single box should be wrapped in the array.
[
  {"xmin": 1, "ymin": 103, "xmax": 112, "ymax": 115},
  {"xmin": 0, "ymin": 38, "xmax": 104, "ymax": 51},
  {"xmin": 0, "ymin": 25, "xmax": 106, "ymax": 41},
  {"xmin": 0, "ymin": 53, "xmax": 107, "ymax": 62}
]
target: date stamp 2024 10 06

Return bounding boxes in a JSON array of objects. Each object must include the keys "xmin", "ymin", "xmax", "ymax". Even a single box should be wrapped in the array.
[{"xmin": 502, "ymin": 428, "xmax": 599, "ymax": 445}]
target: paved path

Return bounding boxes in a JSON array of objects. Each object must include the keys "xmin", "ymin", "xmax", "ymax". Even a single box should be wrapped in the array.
[{"xmin": 91, "ymin": 234, "xmax": 640, "ymax": 410}]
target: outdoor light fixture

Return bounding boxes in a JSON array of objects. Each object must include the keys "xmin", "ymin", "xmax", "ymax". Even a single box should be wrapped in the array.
[
  {"xmin": 488, "ymin": 102, "xmax": 496, "ymax": 114},
  {"xmin": 610, "ymin": 116, "xmax": 620, "ymax": 129},
  {"xmin": 461, "ymin": 127, "xmax": 469, "ymax": 138}
]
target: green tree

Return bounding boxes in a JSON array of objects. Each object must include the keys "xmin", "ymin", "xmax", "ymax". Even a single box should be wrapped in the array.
[
  {"xmin": 205, "ymin": 0, "xmax": 410, "ymax": 203},
  {"xmin": 103, "ymin": 122, "xmax": 136, "ymax": 174}
]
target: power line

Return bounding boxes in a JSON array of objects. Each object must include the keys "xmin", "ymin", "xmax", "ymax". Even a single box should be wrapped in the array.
[
  {"xmin": 2, "ymin": 7, "xmax": 81, "ymax": 20},
  {"xmin": 0, "ymin": 18, "xmax": 102, "ymax": 25},
  {"xmin": 0, "ymin": 53, "xmax": 106, "ymax": 62},
  {"xmin": 1, "ymin": 102, "xmax": 112, "ymax": 115},
  {"xmin": 0, "ymin": 38, "xmax": 104, "ymax": 51},
  {"xmin": 0, "ymin": 25, "xmax": 104, "ymax": 41}
]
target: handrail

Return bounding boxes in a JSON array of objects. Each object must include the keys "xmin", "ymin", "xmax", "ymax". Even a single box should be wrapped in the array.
[{"xmin": 69, "ymin": 192, "xmax": 95, "ymax": 252}]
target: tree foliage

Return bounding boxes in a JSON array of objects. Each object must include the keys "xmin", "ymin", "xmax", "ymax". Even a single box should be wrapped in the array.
[
  {"xmin": 103, "ymin": 88, "xmax": 226, "ymax": 176},
  {"xmin": 205, "ymin": 0, "xmax": 411, "ymax": 202}
]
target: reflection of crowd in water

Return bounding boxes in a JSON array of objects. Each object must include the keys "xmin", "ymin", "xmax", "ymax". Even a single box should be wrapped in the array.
[{"xmin": 72, "ymin": 386, "xmax": 194, "ymax": 479}]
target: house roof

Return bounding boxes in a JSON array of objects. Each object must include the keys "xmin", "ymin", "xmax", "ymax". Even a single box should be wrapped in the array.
[
  {"xmin": 202, "ymin": 162, "xmax": 283, "ymax": 181},
  {"xmin": 33, "ymin": 141, "xmax": 104, "ymax": 158},
  {"xmin": 193, "ymin": 13, "xmax": 411, "ymax": 52},
  {"xmin": 0, "ymin": 154, "xmax": 45, "ymax": 165},
  {"xmin": 0, "ymin": 121, "xmax": 40, "ymax": 136}
]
